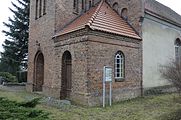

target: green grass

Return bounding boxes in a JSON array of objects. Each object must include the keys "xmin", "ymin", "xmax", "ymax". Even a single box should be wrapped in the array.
[{"xmin": 0, "ymin": 89, "xmax": 181, "ymax": 120}]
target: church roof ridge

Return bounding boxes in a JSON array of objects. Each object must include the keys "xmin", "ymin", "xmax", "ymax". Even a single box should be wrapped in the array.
[{"xmin": 86, "ymin": 0, "xmax": 104, "ymax": 26}]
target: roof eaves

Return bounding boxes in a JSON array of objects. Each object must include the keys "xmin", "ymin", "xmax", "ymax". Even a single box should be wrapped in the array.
[
  {"xmin": 145, "ymin": 9, "xmax": 181, "ymax": 28},
  {"xmin": 91, "ymin": 26, "xmax": 141, "ymax": 40},
  {"xmin": 53, "ymin": 25, "xmax": 86, "ymax": 38}
]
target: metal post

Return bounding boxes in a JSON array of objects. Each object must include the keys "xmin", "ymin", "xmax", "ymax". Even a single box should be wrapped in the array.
[
  {"xmin": 103, "ymin": 80, "xmax": 105, "ymax": 107},
  {"xmin": 109, "ymin": 81, "xmax": 112, "ymax": 106},
  {"xmin": 103, "ymin": 66, "xmax": 112, "ymax": 108},
  {"xmin": 103, "ymin": 66, "xmax": 106, "ymax": 108}
]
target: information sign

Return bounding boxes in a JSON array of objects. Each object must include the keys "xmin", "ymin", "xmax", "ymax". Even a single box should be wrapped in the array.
[{"xmin": 103, "ymin": 66, "xmax": 112, "ymax": 107}]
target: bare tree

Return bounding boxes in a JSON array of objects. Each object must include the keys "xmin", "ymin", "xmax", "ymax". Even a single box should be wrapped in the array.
[{"xmin": 160, "ymin": 60, "xmax": 181, "ymax": 94}]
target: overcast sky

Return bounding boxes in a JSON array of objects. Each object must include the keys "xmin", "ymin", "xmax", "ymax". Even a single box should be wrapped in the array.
[{"xmin": 0, "ymin": 0, "xmax": 181, "ymax": 52}]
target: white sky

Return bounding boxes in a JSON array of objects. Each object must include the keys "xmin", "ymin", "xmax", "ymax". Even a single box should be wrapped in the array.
[
  {"xmin": 0, "ymin": 0, "xmax": 12, "ymax": 52},
  {"xmin": 0, "ymin": 0, "xmax": 181, "ymax": 52}
]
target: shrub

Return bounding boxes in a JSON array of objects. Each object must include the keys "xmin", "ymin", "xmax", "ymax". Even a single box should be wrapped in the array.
[
  {"xmin": 160, "ymin": 61, "xmax": 181, "ymax": 94},
  {"xmin": 0, "ymin": 72, "xmax": 17, "ymax": 83},
  {"xmin": 19, "ymin": 98, "xmax": 41, "ymax": 108},
  {"xmin": 0, "ymin": 97, "xmax": 49, "ymax": 120}
]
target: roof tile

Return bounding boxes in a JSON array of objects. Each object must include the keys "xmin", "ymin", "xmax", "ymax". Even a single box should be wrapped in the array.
[{"xmin": 55, "ymin": 1, "xmax": 141, "ymax": 40}]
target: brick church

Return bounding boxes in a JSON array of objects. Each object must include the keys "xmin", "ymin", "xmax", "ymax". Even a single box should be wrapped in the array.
[{"xmin": 27, "ymin": 0, "xmax": 181, "ymax": 106}]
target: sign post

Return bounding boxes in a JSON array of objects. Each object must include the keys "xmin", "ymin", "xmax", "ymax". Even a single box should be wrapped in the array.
[{"xmin": 103, "ymin": 66, "xmax": 112, "ymax": 107}]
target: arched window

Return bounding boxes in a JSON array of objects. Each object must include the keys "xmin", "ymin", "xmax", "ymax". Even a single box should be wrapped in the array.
[
  {"xmin": 35, "ymin": 0, "xmax": 38, "ymax": 19},
  {"xmin": 115, "ymin": 51, "xmax": 125, "ymax": 80},
  {"xmin": 92, "ymin": 0, "xmax": 94, "ymax": 6},
  {"xmin": 82, "ymin": 0, "xmax": 85, "ymax": 10},
  {"xmin": 175, "ymin": 38, "xmax": 181, "ymax": 62},
  {"xmin": 89, "ymin": 0, "xmax": 92, "ymax": 9},
  {"xmin": 113, "ymin": 2, "xmax": 118, "ymax": 12},
  {"xmin": 39, "ymin": 0, "xmax": 42, "ymax": 17},
  {"xmin": 73, "ymin": 0, "xmax": 79, "ymax": 13},
  {"xmin": 43, "ymin": 0, "xmax": 46, "ymax": 15},
  {"xmin": 121, "ymin": 8, "xmax": 128, "ymax": 20},
  {"xmin": 35, "ymin": 0, "xmax": 46, "ymax": 19}
]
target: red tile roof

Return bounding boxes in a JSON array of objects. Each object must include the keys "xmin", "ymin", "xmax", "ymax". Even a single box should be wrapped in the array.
[{"xmin": 55, "ymin": 1, "xmax": 141, "ymax": 40}]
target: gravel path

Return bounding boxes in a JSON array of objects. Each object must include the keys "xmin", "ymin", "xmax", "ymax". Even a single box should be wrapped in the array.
[{"xmin": 0, "ymin": 85, "xmax": 26, "ymax": 92}]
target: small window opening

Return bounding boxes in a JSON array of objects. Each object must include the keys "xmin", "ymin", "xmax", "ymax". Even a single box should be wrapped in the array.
[
  {"xmin": 39, "ymin": 0, "xmax": 42, "ymax": 17},
  {"xmin": 89, "ymin": 0, "xmax": 92, "ymax": 9},
  {"xmin": 121, "ymin": 8, "xmax": 128, "ymax": 21},
  {"xmin": 43, "ymin": 0, "xmax": 46, "ymax": 15},
  {"xmin": 113, "ymin": 2, "xmax": 118, "ymax": 12}
]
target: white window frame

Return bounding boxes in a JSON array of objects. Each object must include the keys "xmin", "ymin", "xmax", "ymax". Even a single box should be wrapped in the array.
[{"xmin": 115, "ymin": 52, "xmax": 125, "ymax": 79}]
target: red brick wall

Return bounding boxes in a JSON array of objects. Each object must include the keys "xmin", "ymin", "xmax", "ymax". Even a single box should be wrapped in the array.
[
  {"xmin": 27, "ymin": 0, "xmax": 56, "ymax": 94},
  {"xmin": 86, "ymin": 32, "xmax": 142, "ymax": 106},
  {"xmin": 53, "ymin": 29, "xmax": 142, "ymax": 106},
  {"xmin": 27, "ymin": 0, "xmax": 142, "ymax": 106}
]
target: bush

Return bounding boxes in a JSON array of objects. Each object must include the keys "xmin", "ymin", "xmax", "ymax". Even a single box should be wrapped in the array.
[
  {"xmin": 19, "ymin": 98, "xmax": 41, "ymax": 108},
  {"xmin": 0, "ymin": 97, "xmax": 49, "ymax": 120},
  {"xmin": 0, "ymin": 72, "xmax": 17, "ymax": 83},
  {"xmin": 160, "ymin": 61, "xmax": 181, "ymax": 94}
]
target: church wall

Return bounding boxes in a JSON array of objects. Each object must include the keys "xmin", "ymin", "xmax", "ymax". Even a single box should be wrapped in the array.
[
  {"xmin": 86, "ymin": 33, "xmax": 142, "ymax": 106},
  {"xmin": 27, "ymin": 0, "xmax": 142, "ymax": 106},
  {"xmin": 142, "ymin": 13, "xmax": 181, "ymax": 89},
  {"xmin": 55, "ymin": 0, "xmax": 78, "ymax": 32},
  {"xmin": 52, "ymin": 29, "xmax": 142, "ymax": 106},
  {"xmin": 53, "ymin": 33, "xmax": 90, "ymax": 105},
  {"xmin": 55, "ymin": 0, "xmax": 101, "ymax": 32},
  {"xmin": 27, "ymin": 0, "xmax": 56, "ymax": 94}
]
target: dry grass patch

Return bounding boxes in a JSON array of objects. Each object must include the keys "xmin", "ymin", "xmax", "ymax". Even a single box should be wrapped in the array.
[{"xmin": 0, "ymin": 89, "xmax": 181, "ymax": 120}]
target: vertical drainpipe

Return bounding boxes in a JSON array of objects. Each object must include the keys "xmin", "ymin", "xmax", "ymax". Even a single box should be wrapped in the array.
[
  {"xmin": 139, "ymin": 16, "xmax": 144, "ymax": 96},
  {"xmin": 53, "ymin": 0, "xmax": 57, "ymax": 45}
]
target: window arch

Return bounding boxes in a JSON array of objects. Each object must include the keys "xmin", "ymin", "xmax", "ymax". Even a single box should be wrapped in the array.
[
  {"xmin": 113, "ymin": 2, "xmax": 118, "ymax": 12},
  {"xmin": 175, "ymin": 38, "xmax": 181, "ymax": 62},
  {"xmin": 121, "ymin": 8, "xmax": 128, "ymax": 20},
  {"xmin": 115, "ymin": 51, "xmax": 125, "ymax": 80}
]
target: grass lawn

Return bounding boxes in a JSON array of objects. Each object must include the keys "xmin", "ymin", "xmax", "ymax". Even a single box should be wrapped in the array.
[{"xmin": 0, "ymin": 89, "xmax": 181, "ymax": 120}]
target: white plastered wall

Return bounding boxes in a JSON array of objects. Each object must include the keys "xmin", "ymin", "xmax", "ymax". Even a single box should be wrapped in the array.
[{"xmin": 142, "ymin": 14, "xmax": 181, "ymax": 88}]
